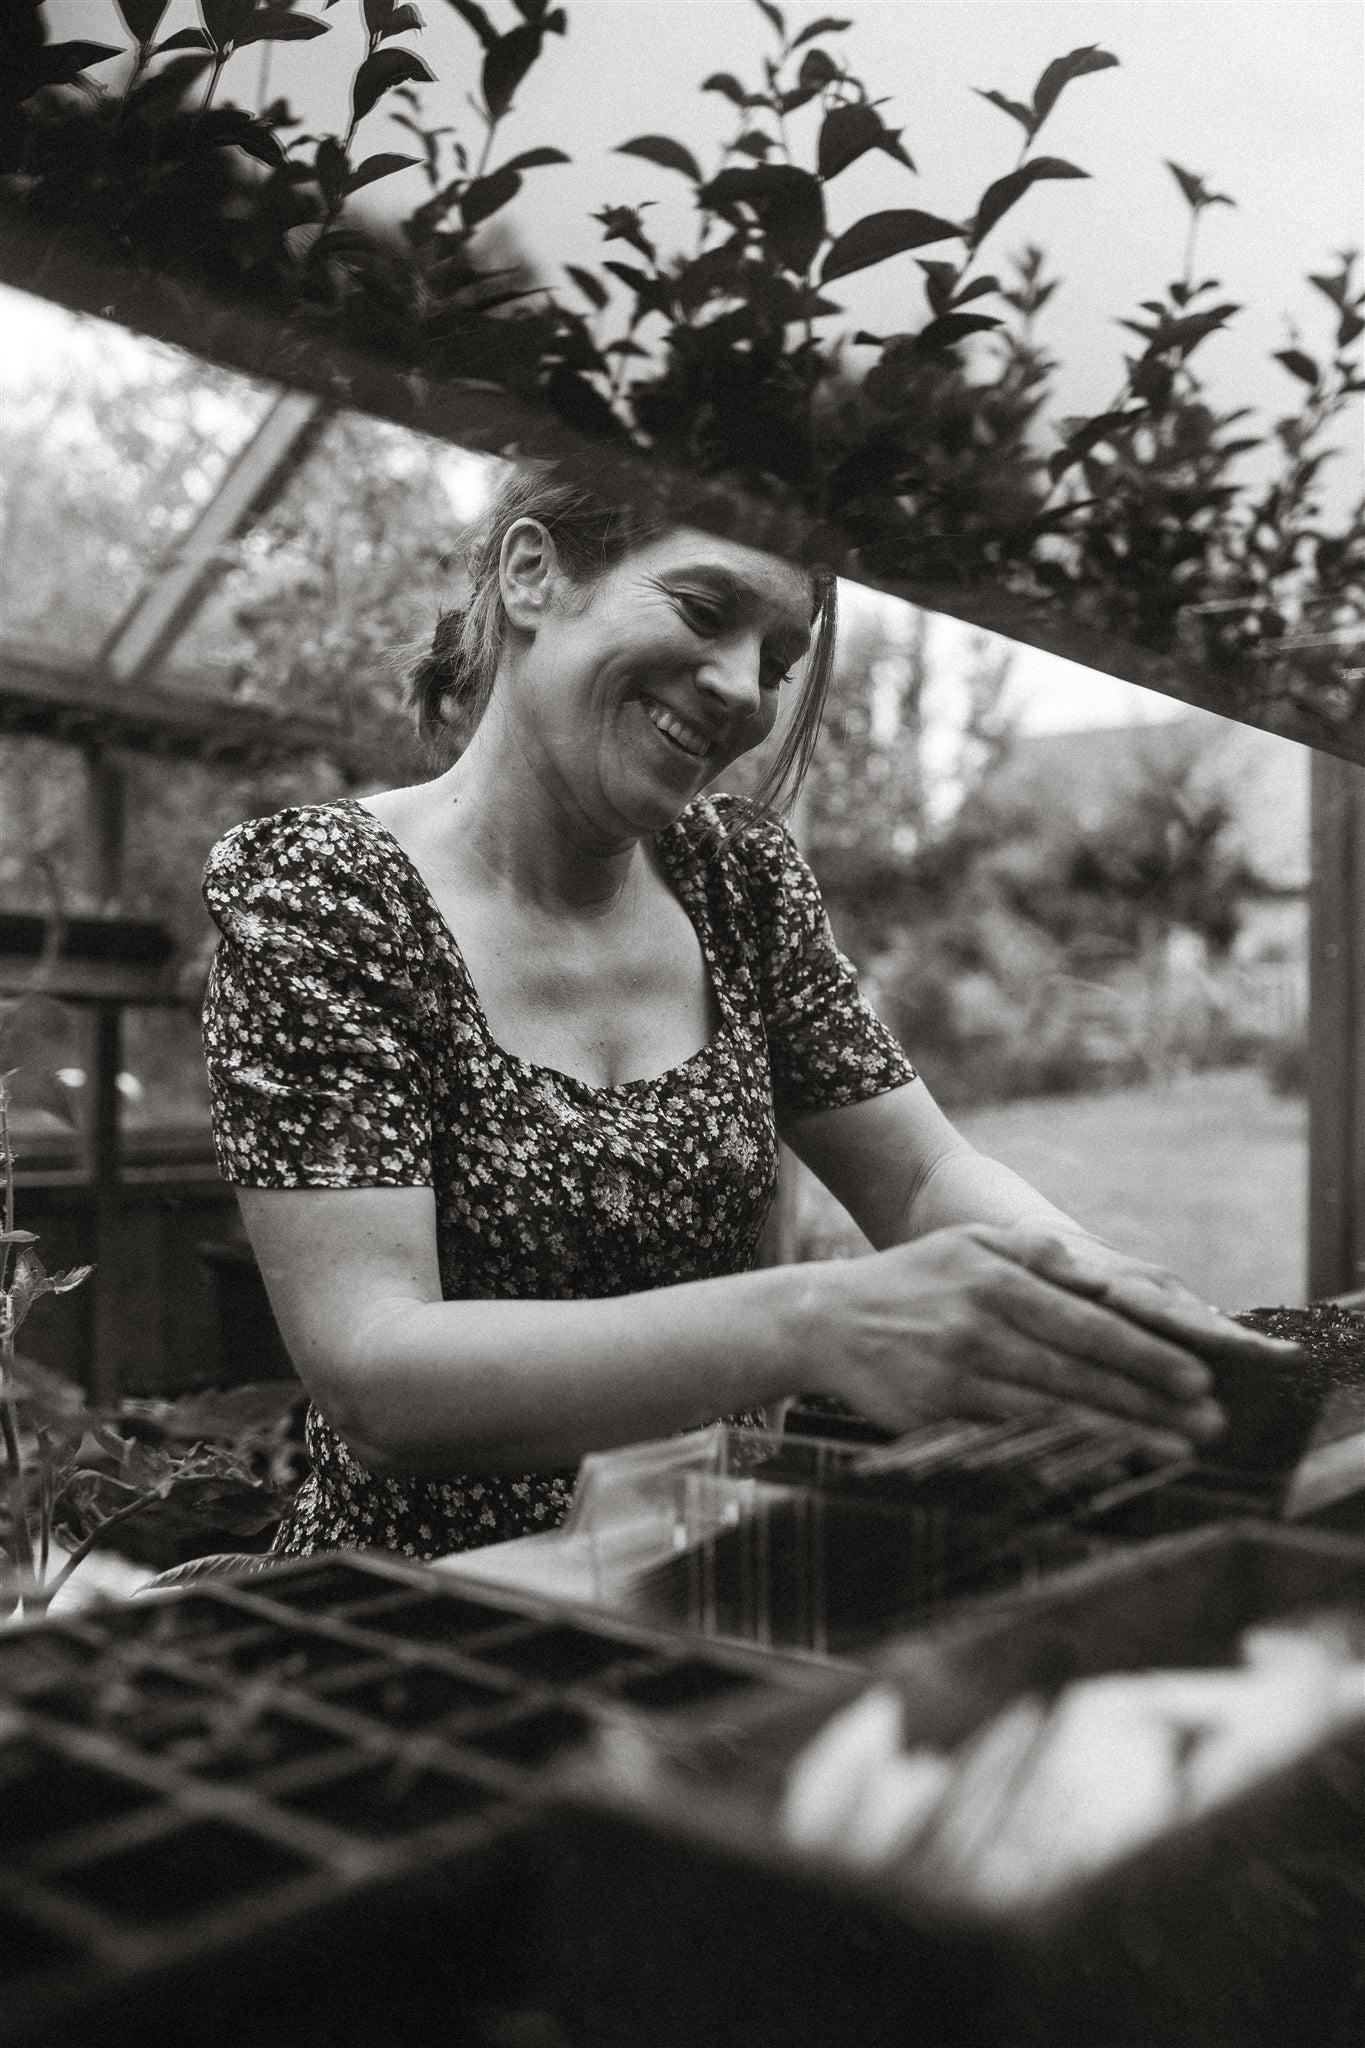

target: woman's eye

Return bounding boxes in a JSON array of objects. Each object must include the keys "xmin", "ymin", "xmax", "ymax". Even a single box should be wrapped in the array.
[
  {"xmin": 676, "ymin": 593, "xmax": 725, "ymax": 633},
  {"xmin": 760, "ymin": 660, "xmax": 793, "ymax": 691}
]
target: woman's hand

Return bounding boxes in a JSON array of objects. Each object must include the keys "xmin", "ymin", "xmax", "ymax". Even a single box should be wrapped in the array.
[{"xmin": 801, "ymin": 1221, "xmax": 1298, "ymax": 1453}]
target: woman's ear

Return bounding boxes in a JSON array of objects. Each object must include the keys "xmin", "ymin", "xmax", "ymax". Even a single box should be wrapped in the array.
[{"xmin": 499, "ymin": 519, "xmax": 559, "ymax": 631}]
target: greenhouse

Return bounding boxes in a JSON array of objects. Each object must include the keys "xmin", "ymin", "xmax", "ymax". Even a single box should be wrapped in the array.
[{"xmin": 1, "ymin": 3, "xmax": 1363, "ymax": 2044}]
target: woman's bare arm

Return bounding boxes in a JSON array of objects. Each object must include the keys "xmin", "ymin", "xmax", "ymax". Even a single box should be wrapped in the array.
[
  {"xmin": 235, "ymin": 1174, "xmax": 1290, "ymax": 1474},
  {"xmin": 237, "ymin": 1183, "xmax": 804, "ymax": 1471}
]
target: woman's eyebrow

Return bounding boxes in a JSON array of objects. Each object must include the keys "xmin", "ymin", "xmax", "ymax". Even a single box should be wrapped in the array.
[{"xmin": 665, "ymin": 563, "xmax": 813, "ymax": 637}]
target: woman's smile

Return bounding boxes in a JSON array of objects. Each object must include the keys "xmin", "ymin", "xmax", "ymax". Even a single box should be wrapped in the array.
[{"xmin": 639, "ymin": 693, "xmax": 716, "ymax": 763}]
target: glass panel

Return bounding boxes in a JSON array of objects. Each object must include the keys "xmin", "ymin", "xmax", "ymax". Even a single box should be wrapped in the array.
[{"xmin": 0, "ymin": 288, "xmax": 275, "ymax": 659}]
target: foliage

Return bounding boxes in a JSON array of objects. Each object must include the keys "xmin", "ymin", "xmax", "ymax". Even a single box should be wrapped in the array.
[
  {"xmin": 1, "ymin": 2, "xmax": 1359, "ymax": 747},
  {"xmin": 0, "ymin": 993, "xmax": 294, "ymax": 1615}
]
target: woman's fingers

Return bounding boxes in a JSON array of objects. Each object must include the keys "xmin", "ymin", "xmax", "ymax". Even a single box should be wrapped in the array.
[
  {"xmin": 970, "ymin": 1249, "xmax": 1223, "ymax": 1423},
  {"xmin": 986, "ymin": 1226, "xmax": 1302, "ymax": 1363}
]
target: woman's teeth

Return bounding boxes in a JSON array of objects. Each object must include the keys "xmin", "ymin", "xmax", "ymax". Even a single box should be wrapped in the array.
[{"xmin": 644, "ymin": 699, "xmax": 709, "ymax": 759}]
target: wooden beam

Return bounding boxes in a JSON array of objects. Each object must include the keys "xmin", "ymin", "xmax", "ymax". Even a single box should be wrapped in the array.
[
  {"xmin": 0, "ymin": 636, "xmax": 406, "ymax": 778},
  {"xmin": 1, "ymin": 213, "xmax": 1358, "ymax": 767},
  {"xmin": 1308, "ymin": 753, "xmax": 1365, "ymax": 1298},
  {"xmin": 97, "ymin": 390, "xmax": 325, "ymax": 690}
]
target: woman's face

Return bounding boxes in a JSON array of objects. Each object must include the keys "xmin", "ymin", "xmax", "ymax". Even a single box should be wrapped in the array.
[{"xmin": 497, "ymin": 524, "xmax": 816, "ymax": 840}]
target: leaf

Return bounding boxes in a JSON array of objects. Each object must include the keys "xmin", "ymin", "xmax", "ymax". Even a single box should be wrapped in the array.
[
  {"xmin": 970, "ymin": 157, "xmax": 1087, "ymax": 246},
  {"xmin": 821, "ymin": 208, "xmax": 962, "ymax": 283},
  {"xmin": 152, "ymin": 26, "xmax": 213, "ymax": 50},
  {"xmin": 603, "ymin": 260, "xmax": 674, "ymax": 319},
  {"xmin": 208, "ymin": 108, "xmax": 285, "ymax": 165},
  {"xmin": 1165, "ymin": 160, "xmax": 1235, "ymax": 212},
  {"xmin": 351, "ymin": 44, "xmax": 434, "ymax": 125},
  {"xmin": 916, "ymin": 259, "xmax": 958, "ymax": 316},
  {"xmin": 564, "ymin": 263, "xmax": 608, "ymax": 308},
  {"xmin": 817, "ymin": 102, "xmax": 880, "ymax": 179},
  {"xmin": 953, "ymin": 274, "xmax": 999, "ymax": 307},
  {"xmin": 790, "ymin": 17, "xmax": 852, "ymax": 49},
  {"xmin": 380, "ymin": 2, "xmax": 424, "ymax": 33},
  {"xmin": 444, "ymin": 0, "xmax": 496, "ymax": 48},
  {"xmin": 615, "ymin": 135, "xmax": 702, "ymax": 182},
  {"xmin": 116, "ymin": 0, "xmax": 169, "ymax": 41},
  {"xmin": 1047, "ymin": 407, "xmax": 1144, "ymax": 481},
  {"xmin": 460, "ymin": 164, "xmax": 523, "ymax": 228},
  {"xmin": 701, "ymin": 165, "xmax": 826, "ymax": 274},
  {"xmin": 1274, "ymin": 349, "xmax": 1320, "ymax": 388},
  {"xmin": 236, "ymin": 13, "xmax": 332, "ymax": 45},
  {"xmin": 500, "ymin": 146, "xmax": 570, "ymax": 172},
  {"xmin": 754, "ymin": 0, "xmax": 787, "ymax": 43},
  {"xmin": 126, "ymin": 51, "xmax": 212, "ymax": 106},
  {"xmin": 798, "ymin": 48, "xmax": 838, "ymax": 89},
  {"xmin": 202, "ymin": 0, "xmax": 253, "ymax": 44},
  {"xmin": 733, "ymin": 130, "xmax": 773, "ymax": 160},
  {"xmin": 31, "ymin": 41, "xmax": 124, "ymax": 87},
  {"xmin": 6, "ymin": 1068, "xmax": 78, "ymax": 1128},
  {"xmin": 914, "ymin": 311, "xmax": 1002, "ymax": 350},
  {"xmin": 975, "ymin": 88, "xmax": 1034, "ymax": 135},
  {"xmin": 702, "ymin": 73, "xmax": 749, "ymax": 107},
  {"xmin": 1031, "ymin": 45, "xmax": 1118, "ymax": 127},
  {"xmin": 348, "ymin": 150, "xmax": 420, "ymax": 192},
  {"xmin": 482, "ymin": 22, "xmax": 544, "ymax": 118},
  {"xmin": 817, "ymin": 101, "xmax": 912, "ymax": 178}
]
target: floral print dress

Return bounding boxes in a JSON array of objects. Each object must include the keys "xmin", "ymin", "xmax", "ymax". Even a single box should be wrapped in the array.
[{"xmin": 201, "ymin": 793, "xmax": 915, "ymax": 1559}]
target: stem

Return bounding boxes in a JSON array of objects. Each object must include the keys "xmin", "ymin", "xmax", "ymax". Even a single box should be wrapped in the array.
[
  {"xmin": 202, "ymin": 48, "xmax": 229, "ymax": 111},
  {"xmin": 36, "ymin": 1493, "xmax": 157, "ymax": 1610},
  {"xmin": 257, "ymin": 41, "xmax": 274, "ymax": 114},
  {"xmin": 1, "ymin": 1378, "xmax": 36, "ymax": 1609},
  {"xmin": 1182, "ymin": 209, "xmax": 1200, "ymax": 291}
]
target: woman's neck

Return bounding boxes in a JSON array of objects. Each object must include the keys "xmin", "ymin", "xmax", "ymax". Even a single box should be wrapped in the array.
[{"xmin": 385, "ymin": 746, "xmax": 649, "ymax": 921}]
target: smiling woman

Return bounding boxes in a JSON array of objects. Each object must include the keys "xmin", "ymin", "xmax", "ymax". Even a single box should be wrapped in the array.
[{"xmin": 199, "ymin": 467, "xmax": 1295, "ymax": 1563}]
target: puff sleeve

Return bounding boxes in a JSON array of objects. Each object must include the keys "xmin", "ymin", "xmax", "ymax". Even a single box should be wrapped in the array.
[
  {"xmin": 726, "ymin": 804, "xmax": 916, "ymax": 1122},
  {"xmin": 201, "ymin": 805, "xmax": 434, "ymax": 1189}
]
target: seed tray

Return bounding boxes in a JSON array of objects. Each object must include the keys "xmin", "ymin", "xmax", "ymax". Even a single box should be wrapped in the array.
[
  {"xmin": 535, "ymin": 1523, "xmax": 1365, "ymax": 2048},
  {"xmin": 0, "ymin": 1549, "xmax": 832, "ymax": 2048}
]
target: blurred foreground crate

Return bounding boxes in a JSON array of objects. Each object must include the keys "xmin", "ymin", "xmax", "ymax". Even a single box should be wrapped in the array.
[
  {"xmin": 0, "ymin": 1552, "xmax": 832, "ymax": 2048},
  {"xmin": 534, "ymin": 1523, "xmax": 1365, "ymax": 2048}
]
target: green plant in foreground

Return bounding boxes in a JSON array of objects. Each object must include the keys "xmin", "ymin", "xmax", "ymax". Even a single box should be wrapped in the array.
[{"xmin": 0, "ymin": 994, "xmax": 297, "ymax": 1618}]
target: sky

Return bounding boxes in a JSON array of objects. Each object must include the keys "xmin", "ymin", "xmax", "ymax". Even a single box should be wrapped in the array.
[{"xmin": 17, "ymin": 0, "xmax": 1365, "ymax": 735}]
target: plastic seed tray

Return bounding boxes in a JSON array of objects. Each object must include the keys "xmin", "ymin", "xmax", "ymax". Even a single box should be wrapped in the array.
[
  {"xmin": 0, "ymin": 1551, "xmax": 836, "ymax": 2048},
  {"xmin": 535, "ymin": 1523, "xmax": 1365, "ymax": 2048},
  {"xmin": 589, "ymin": 1419, "xmax": 1179, "ymax": 1654}
]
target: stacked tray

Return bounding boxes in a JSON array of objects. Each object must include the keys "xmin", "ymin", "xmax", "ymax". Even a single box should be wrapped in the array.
[
  {"xmin": 0, "ymin": 1553, "xmax": 834, "ymax": 2048},
  {"xmin": 537, "ymin": 1523, "xmax": 1365, "ymax": 2048}
]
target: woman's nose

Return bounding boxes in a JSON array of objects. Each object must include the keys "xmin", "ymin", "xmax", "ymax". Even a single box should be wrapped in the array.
[{"xmin": 696, "ymin": 638, "xmax": 763, "ymax": 719}]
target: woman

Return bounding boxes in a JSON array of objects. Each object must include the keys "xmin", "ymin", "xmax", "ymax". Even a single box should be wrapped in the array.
[{"xmin": 203, "ymin": 469, "xmax": 1287, "ymax": 1560}]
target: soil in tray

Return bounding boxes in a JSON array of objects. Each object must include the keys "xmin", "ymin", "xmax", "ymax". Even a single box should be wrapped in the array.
[
  {"xmin": 0, "ymin": 1739, "xmax": 150, "ymax": 1848},
  {"xmin": 182, "ymin": 1622, "xmax": 371, "ymax": 1682},
  {"xmin": 23, "ymin": 1665, "xmax": 210, "ymax": 1736},
  {"xmin": 459, "ymin": 1702, "xmax": 596, "ymax": 1767},
  {"xmin": 319, "ymin": 1662, "xmax": 509, "ymax": 1730},
  {"xmin": 470, "ymin": 1623, "xmax": 647, "ymax": 1686},
  {"xmin": 0, "ymin": 1630, "xmax": 96, "ymax": 1696},
  {"xmin": 343, "ymin": 1592, "xmax": 530, "ymax": 1646},
  {"xmin": 1217, "ymin": 1304, "xmax": 1365, "ymax": 1472},
  {"xmin": 608, "ymin": 1660, "xmax": 762, "ymax": 1713},
  {"xmin": 158, "ymin": 1709, "xmax": 348, "ymax": 1782},
  {"xmin": 252, "ymin": 1564, "xmax": 408, "ymax": 1613},
  {"xmin": 269, "ymin": 1757, "xmax": 495, "ymax": 1838},
  {"xmin": 52, "ymin": 1816, "xmax": 316, "ymax": 1925}
]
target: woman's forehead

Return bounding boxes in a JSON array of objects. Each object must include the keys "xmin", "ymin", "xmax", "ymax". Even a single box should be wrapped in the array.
[{"xmin": 629, "ymin": 527, "xmax": 816, "ymax": 619}]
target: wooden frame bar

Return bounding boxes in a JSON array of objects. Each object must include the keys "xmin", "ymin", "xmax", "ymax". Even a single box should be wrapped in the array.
[{"xmin": 1308, "ymin": 753, "xmax": 1365, "ymax": 1297}]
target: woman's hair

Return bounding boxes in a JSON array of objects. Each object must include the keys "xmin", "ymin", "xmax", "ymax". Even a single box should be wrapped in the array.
[{"xmin": 407, "ymin": 465, "xmax": 838, "ymax": 821}]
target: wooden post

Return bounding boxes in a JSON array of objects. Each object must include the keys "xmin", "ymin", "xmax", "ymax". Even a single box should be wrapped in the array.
[{"xmin": 1307, "ymin": 752, "xmax": 1365, "ymax": 1299}]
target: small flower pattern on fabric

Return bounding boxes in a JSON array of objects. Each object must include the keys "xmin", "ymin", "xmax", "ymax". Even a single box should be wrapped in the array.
[{"xmin": 201, "ymin": 793, "xmax": 915, "ymax": 1562}]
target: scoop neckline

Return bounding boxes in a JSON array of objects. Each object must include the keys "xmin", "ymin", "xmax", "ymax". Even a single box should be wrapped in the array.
[{"xmin": 339, "ymin": 796, "xmax": 732, "ymax": 1099}]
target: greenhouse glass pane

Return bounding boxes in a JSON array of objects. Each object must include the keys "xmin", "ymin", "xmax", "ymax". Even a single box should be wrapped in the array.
[{"xmin": 0, "ymin": 289, "xmax": 274, "ymax": 660}]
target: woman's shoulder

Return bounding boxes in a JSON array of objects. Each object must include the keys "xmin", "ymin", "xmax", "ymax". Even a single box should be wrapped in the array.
[
  {"xmin": 202, "ymin": 801, "xmax": 425, "ymax": 963},
  {"xmin": 671, "ymin": 793, "xmax": 808, "ymax": 914}
]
